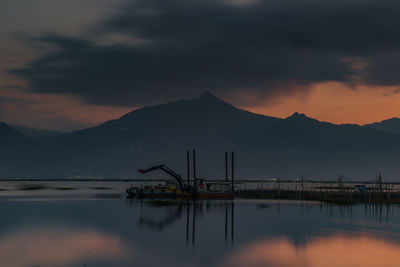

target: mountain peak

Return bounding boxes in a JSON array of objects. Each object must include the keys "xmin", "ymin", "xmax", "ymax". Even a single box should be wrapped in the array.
[
  {"xmin": 287, "ymin": 112, "xmax": 310, "ymax": 120},
  {"xmin": 197, "ymin": 91, "xmax": 222, "ymax": 102},
  {"xmin": 285, "ymin": 112, "xmax": 321, "ymax": 126},
  {"xmin": 192, "ymin": 91, "xmax": 234, "ymax": 108},
  {"xmin": 291, "ymin": 112, "xmax": 306, "ymax": 117}
]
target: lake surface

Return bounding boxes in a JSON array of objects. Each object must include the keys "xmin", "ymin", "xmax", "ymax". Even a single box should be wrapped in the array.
[{"xmin": 1, "ymin": 181, "xmax": 400, "ymax": 267}]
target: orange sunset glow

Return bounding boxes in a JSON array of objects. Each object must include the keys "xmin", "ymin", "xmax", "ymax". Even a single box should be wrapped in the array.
[
  {"xmin": 224, "ymin": 234, "xmax": 400, "ymax": 267},
  {"xmin": 244, "ymin": 82, "xmax": 400, "ymax": 125},
  {"xmin": 4, "ymin": 82, "xmax": 400, "ymax": 131},
  {"xmin": 0, "ymin": 227, "xmax": 128, "ymax": 267}
]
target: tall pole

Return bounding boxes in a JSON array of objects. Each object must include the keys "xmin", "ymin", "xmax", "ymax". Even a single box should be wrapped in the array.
[
  {"xmin": 193, "ymin": 149, "xmax": 196, "ymax": 195},
  {"xmin": 225, "ymin": 151, "xmax": 228, "ymax": 182},
  {"xmin": 231, "ymin": 151, "xmax": 234, "ymax": 193},
  {"xmin": 193, "ymin": 149, "xmax": 196, "ymax": 179},
  {"xmin": 187, "ymin": 150, "xmax": 190, "ymax": 189}
]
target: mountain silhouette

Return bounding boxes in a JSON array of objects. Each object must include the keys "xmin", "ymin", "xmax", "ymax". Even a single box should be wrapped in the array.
[
  {"xmin": 1, "ymin": 93, "xmax": 400, "ymax": 180},
  {"xmin": 0, "ymin": 123, "xmax": 30, "ymax": 176},
  {"xmin": 9, "ymin": 124, "xmax": 61, "ymax": 139},
  {"xmin": 364, "ymin": 118, "xmax": 400, "ymax": 134},
  {"xmin": 0, "ymin": 122, "xmax": 27, "ymax": 147}
]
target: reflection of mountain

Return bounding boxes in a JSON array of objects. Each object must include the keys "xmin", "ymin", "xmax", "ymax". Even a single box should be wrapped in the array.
[
  {"xmin": 0, "ymin": 193, "xmax": 399, "ymax": 266},
  {"xmin": 3, "ymin": 93, "xmax": 400, "ymax": 179},
  {"xmin": 224, "ymin": 235, "xmax": 400, "ymax": 267}
]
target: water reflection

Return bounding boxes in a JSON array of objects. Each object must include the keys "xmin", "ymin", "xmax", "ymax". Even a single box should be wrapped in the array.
[
  {"xmin": 133, "ymin": 200, "xmax": 236, "ymax": 248},
  {"xmin": 224, "ymin": 234, "xmax": 400, "ymax": 267},
  {"xmin": 138, "ymin": 201, "xmax": 184, "ymax": 231},
  {"xmin": 0, "ymin": 227, "xmax": 127, "ymax": 267},
  {"xmin": 127, "ymin": 199, "xmax": 400, "ymax": 266},
  {"xmin": 3, "ymin": 182, "xmax": 400, "ymax": 267}
]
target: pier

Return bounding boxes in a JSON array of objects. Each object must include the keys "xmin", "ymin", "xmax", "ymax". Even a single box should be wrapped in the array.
[
  {"xmin": 234, "ymin": 179, "xmax": 400, "ymax": 204},
  {"xmin": 125, "ymin": 178, "xmax": 400, "ymax": 204}
]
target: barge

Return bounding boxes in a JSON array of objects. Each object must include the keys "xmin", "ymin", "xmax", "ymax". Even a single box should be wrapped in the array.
[{"xmin": 126, "ymin": 165, "xmax": 233, "ymax": 199}]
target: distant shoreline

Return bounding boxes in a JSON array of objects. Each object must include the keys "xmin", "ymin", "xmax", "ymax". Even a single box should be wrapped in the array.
[{"xmin": 1, "ymin": 178, "xmax": 400, "ymax": 185}]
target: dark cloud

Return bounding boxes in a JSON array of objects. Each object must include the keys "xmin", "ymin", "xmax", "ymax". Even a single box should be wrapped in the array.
[{"xmin": 9, "ymin": 0, "xmax": 400, "ymax": 106}]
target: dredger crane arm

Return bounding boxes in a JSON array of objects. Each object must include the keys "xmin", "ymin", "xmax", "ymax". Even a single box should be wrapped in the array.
[{"xmin": 138, "ymin": 164, "xmax": 186, "ymax": 191}]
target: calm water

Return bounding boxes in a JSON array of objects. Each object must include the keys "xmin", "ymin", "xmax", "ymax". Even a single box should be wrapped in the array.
[{"xmin": 1, "ymin": 181, "xmax": 400, "ymax": 267}]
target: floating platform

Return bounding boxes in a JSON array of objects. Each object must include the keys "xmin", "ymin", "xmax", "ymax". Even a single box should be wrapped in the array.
[{"xmin": 126, "ymin": 188, "xmax": 233, "ymax": 199}]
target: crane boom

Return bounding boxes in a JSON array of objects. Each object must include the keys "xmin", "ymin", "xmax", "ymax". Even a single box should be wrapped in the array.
[{"xmin": 138, "ymin": 164, "xmax": 186, "ymax": 192}]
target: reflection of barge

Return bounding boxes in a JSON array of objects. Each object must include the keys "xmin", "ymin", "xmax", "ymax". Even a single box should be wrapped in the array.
[{"xmin": 126, "ymin": 165, "xmax": 233, "ymax": 199}]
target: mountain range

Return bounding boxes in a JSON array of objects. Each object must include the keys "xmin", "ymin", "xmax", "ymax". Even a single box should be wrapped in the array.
[
  {"xmin": 364, "ymin": 118, "xmax": 400, "ymax": 135},
  {"xmin": 2, "ymin": 92, "xmax": 400, "ymax": 181}
]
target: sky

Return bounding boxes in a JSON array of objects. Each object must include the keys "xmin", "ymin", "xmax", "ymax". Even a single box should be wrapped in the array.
[{"xmin": 2, "ymin": 0, "xmax": 400, "ymax": 131}]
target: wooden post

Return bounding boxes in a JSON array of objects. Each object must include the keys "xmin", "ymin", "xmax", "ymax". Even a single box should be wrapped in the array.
[
  {"xmin": 193, "ymin": 149, "xmax": 196, "ymax": 179},
  {"xmin": 225, "ymin": 151, "xmax": 228, "ymax": 182},
  {"xmin": 193, "ymin": 149, "xmax": 196, "ymax": 195},
  {"xmin": 231, "ymin": 151, "xmax": 234, "ymax": 193},
  {"xmin": 187, "ymin": 150, "xmax": 190, "ymax": 191}
]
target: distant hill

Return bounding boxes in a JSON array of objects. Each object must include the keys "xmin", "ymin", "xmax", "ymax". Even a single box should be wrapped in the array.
[
  {"xmin": 364, "ymin": 118, "xmax": 400, "ymax": 134},
  {"xmin": 17, "ymin": 92, "xmax": 281, "ymax": 178},
  {"xmin": 9, "ymin": 124, "xmax": 62, "ymax": 139},
  {"xmin": 96, "ymin": 91, "xmax": 280, "ymax": 141},
  {"xmin": 1, "ymin": 93, "xmax": 400, "ymax": 180},
  {"xmin": 0, "ymin": 122, "xmax": 27, "ymax": 147},
  {"xmin": 0, "ymin": 122, "xmax": 30, "ymax": 177}
]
